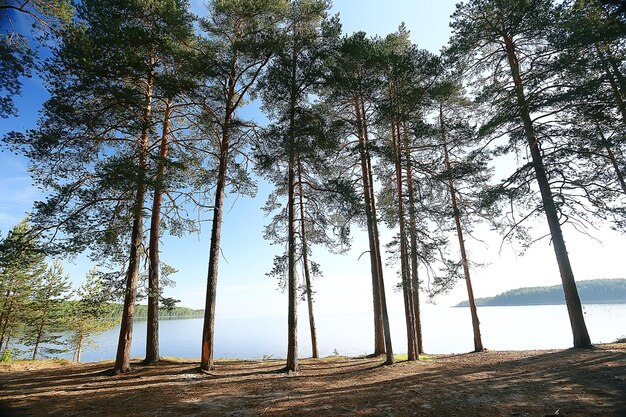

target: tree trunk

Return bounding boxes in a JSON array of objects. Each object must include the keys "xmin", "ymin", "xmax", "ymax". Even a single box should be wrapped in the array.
[
  {"xmin": 297, "ymin": 158, "xmax": 319, "ymax": 359},
  {"xmin": 441, "ymin": 104, "xmax": 484, "ymax": 352},
  {"xmin": 503, "ymin": 35, "xmax": 591, "ymax": 348},
  {"xmin": 114, "ymin": 57, "xmax": 155, "ymax": 374},
  {"xmin": 391, "ymin": 116, "xmax": 417, "ymax": 361},
  {"xmin": 358, "ymin": 93, "xmax": 395, "ymax": 365},
  {"xmin": 592, "ymin": 119, "xmax": 626, "ymax": 195},
  {"xmin": 354, "ymin": 98, "xmax": 384, "ymax": 356},
  {"xmin": 32, "ymin": 324, "xmax": 44, "ymax": 360},
  {"xmin": 606, "ymin": 51, "xmax": 626, "ymax": 99},
  {"xmin": 605, "ymin": 144, "xmax": 626, "ymax": 195},
  {"xmin": 3, "ymin": 334, "xmax": 10, "ymax": 352},
  {"xmin": 200, "ymin": 40, "xmax": 270, "ymax": 370},
  {"xmin": 285, "ymin": 145, "xmax": 299, "ymax": 372},
  {"xmin": 0, "ymin": 293, "xmax": 13, "ymax": 350},
  {"xmin": 145, "ymin": 98, "xmax": 173, "ymax": 365},
  {"xmin": 285, "ymin": 40, "xmax": 300, "ymax": 373},
  {"xmin": 200, "ymin": 97, "xmax": 233, "ymax": 372},
  {"xmin": 0, "ymin": 288, "xmax": 11, "ymax": 347},
  {"xmin": 74, "ymin": 333, "xmax": 83, "ymax": 362},
  {"xmin": 33, "ymin": 297, "xmax": 50, "ymax": 360},
  {"xmin": 595, "ymin": 44, "xmax": 626, "ymax": 122},
  {"xmin": 402, "ymin": 122, "xmax": 424, "ymax": 355},
  {"xmin": 595, "ymin": 45, "xmax": 626, "ymax": 195},
  {"xmin": 114, "ymin": 183, "xmax": 146, "ymax": 373}
]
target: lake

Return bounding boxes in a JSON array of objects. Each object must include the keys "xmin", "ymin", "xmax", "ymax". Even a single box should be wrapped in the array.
[{"xmin": 70, "ymin": 303, "xmax": 626, "ymax": 363}]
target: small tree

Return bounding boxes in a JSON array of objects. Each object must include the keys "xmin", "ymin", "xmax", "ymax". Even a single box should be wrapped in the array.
[
  {"xmin": 0, "ymin": 219, "xmax": 47, "ymax": 354},
  {"xmin": 21, "ymin": 260, "xmax": 72, "ymax": 360},
  {"xmin": 67, "ymin": 268, "xmax": 116, "ymax": 363}
]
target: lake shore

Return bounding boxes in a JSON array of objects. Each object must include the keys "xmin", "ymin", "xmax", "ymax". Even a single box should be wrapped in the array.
[{"xmin": 1, "ymin": 344, "xmax": 625, "ymax": 416}]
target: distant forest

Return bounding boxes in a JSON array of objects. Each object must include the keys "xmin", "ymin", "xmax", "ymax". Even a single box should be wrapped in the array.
[
  {"xmin": 106, "ymin": 305, "xmax": 204, "ymax": 320},
  {"xmin": 456, "ymin": 279, "xmax": 626, "ymax": 307}
]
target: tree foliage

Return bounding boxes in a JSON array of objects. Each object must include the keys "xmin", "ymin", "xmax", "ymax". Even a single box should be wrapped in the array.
[
  {"xmin": 66, "ymin": 268, "xmax": 116, "ymax": 362},
  {"xmin": 20, "ymin": 260, "xmax": 72, "ymax": 360},
  {"xmin": 0, "ymin": 219, "xmax": 47, "ymax": 355},
  {"xmin": 0, "ymin": 0, "xmax": 73, "ymax": 117}
]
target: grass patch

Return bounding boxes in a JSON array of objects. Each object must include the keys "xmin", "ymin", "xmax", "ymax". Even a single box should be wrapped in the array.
[
  {"xmin": 0, "ymin": 358, "xmax": 74, "ymax": 371},
  {"xmin": 159, "ymin": 356, "xmax": 199, "ymax": 364},
  {"xmin": 321, "ymin": 355, "xmax": 349, "ymax": 362},
  {"xmin": 393, "ymin": 353, "xmax": 435, "ymax": 361},
  {"xmin": 12, "ymin": 358, "xmax": 73, "ymax": 365}
]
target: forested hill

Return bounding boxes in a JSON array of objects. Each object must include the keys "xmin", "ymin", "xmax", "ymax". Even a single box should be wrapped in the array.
[
  {"xmin": 105, "ymin": 304, "xmax": 204, "ymax": 320},
  {"xmin": 455, "ymin": 279, "xmax": 626, "ymax": 307}
]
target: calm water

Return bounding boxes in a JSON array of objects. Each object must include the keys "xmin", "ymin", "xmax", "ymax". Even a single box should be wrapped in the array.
[{"xmin": 70, "ymin": 303, "xmax": 626, "ymax": 363}]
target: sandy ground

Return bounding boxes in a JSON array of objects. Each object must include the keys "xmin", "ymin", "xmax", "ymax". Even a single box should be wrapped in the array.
[{"xmin": 0, "ymin": 344, "xmax": 625, "ymax": 416}]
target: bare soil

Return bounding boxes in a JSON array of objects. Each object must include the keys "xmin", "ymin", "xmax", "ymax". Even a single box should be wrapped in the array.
[{"xmin": 1, "ymin": 345, "xmax": 625, "ymax": 416}]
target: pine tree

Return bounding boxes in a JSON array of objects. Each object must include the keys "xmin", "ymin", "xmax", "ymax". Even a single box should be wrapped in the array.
[
  {"xmin": 373, "ymin": 27, "xmax": 440, "ymax": 360},
  {"xmin": 449, "ymin": 0, "xmax": 592, "ymax": 348},
  {"xmin": 21, "ymin": 260, "xmax": 72, "ymax": 360},
  {"xmin": 324, "ymin": 32, "xmax": 394, "ymax": 364},
  {"xmin": 67, "ymin": 268, "xmax": 115, "ymax": 362},
  {"xmin": 143, "ymin": 1, "xmax": 200, "ymax": 367},
  {"xmin": 9, "ymin": 0, "xmax": 203, "ymax": 373},
  {"xmin": 430, "ymin": 79, "xmax": 490, "ymax": 352},
  {"xmin": 0, "ymin": 219, "xmax": 47, "ymax": 354},
  {"xmin": 256, "ymin": 0, "xmax": 347, "ymax": 368},
  {"xmin": 549, "ymin": 0, "xmax": 626, "ymax": 228},
  {"xmin": 198, "ymin": 0, "xmax": 288, "ymax": 372}
]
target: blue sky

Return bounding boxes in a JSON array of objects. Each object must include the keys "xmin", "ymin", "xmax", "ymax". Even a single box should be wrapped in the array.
[{"xmin": 1, "ymin": 0, "xmax": 625, "ymax": 321}]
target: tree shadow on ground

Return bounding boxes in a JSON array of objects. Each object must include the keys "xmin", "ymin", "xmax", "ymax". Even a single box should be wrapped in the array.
[{"xmin": 0, "ymin": 348, "xmax": 624, "ymax": 417}]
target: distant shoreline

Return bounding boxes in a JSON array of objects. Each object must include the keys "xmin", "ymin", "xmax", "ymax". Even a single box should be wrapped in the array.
[
  {"xmin": 455, "ymin": 278, "xmax": 626, "ymax": 307},
  {"xmin": 454, "ymin": 301, "xmax": 626, "ymax": 307}
]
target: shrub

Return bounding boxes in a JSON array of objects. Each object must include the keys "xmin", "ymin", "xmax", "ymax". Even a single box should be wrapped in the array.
[{"xmin": 1, "ymin": 349, "xmax": 13, "ymax": 362}]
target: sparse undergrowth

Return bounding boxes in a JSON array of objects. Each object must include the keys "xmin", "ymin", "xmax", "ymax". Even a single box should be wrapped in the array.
[{"xmin": 0, "ymin": 345, "xmax": 624, "ymax": 416}]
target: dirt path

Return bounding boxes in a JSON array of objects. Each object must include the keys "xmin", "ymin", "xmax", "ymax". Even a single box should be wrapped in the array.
[{"xmin": 1, "ymin": 345, "xmax": 625, "ymax": 416}]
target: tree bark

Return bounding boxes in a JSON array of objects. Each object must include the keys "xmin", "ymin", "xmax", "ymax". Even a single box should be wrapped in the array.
[
  {"xmin": 32, "ymin": 323, "xmax": 44, "ymax": 360},
  {"xmin": 285, "ymin": 39, "xmax": 299, "ymax": 373},
  {"xmin": 391, "ymin": 116, "xmax": 417, "ymax": 361},
  {"xmin": 592, "ymin": 119, "xmax": 626, "ymax": 195},
  {"xmin": 74, "ymin": 333, "xmax": 83, "ymax": 362},
  {"xmin": 595, "ymin": 44, "xmax": 626, "ymax": 122},
  {"xmin": 402, "ymin": 122, "xmax": 424, "ymax": 355},
  {"xmin": 297, "ymin": 158, "xmax": 319, "ymax": 359},
  {"xmin": 0, "ymin": 292, "xmax": 13, "ymax": 350},
  {"xmin": 357, "ymin": 93, "xmax": 395, "ymax": 365},
  {"xmin": 3, "ymin": 335, "xmax": 10, "ymax": 352},
  {"xmin": 441, "ymin": 104, "xmax": 484, "ymax": 352},
  {"xmin": 285, "ymin": 142, "xmax": 299, "ymax": 372},
  {"xmin": 503, "ymin": 34, "xmax": 591, "ymax": 348},
  {"xmin": 200, "ymin": 35, "xmax": 271, "ymax": 370},
  {"xmin": 145, "ymin": 98, "xmax": 173, "ymax": 365},
  {"xmin": 200, "ymin": 67, "xmax": 235, "ymax": 371},
  {"xmin": 605, "ymin": 144, "xmax": 626, "ymax": 195},
  {"xmin": 354, "ymin": 97, "xmax": 391, "ymax": 361},
  {"xmin": 114, "ymin": 57, "xmax": 155, "ymax": 374}
]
